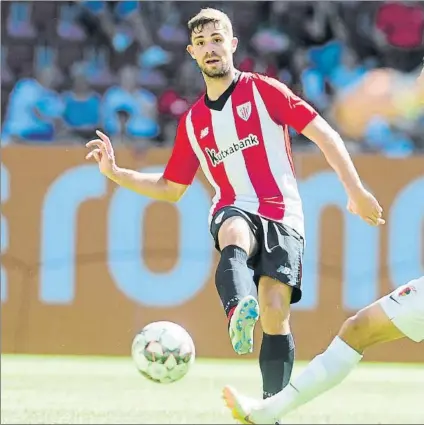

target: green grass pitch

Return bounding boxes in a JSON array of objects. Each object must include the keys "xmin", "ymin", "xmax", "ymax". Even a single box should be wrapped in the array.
[{"xmin": 1, "ymin": 354, "xmax": 423, "ymax": 424}]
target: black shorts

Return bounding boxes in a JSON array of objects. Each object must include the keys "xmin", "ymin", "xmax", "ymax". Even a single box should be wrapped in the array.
[{"xmin": 210, "ymin": 206, "xmax": 304, "ymax": 304}]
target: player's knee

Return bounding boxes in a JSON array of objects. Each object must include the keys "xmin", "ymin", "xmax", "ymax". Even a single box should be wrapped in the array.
[
  {"xmin": 261, "ymin": 308, "xmax": 290, "ymax": 335},
  {"xmin": 339, "ymin": 310, "xmax": 373, "ymax": 352},
  {"xmin": 218, "ymin": 216, "xmax": 254, "ymax": 255},
  {"xmin": 259, "ymin": 278, "xmax": 292, "ymax": 334},
  {"xmin": 260, "ymin": 299, "xmax": 291, "ymax": 335}
]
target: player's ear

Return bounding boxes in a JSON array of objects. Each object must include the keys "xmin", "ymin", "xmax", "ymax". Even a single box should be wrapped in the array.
[
  {"xmin": 186, "ymin": 45, "xmax": 196, "ymax": 60},
  {"xmin": 231, "ymin": 37, "xmax": 238, "ymax": 54}
]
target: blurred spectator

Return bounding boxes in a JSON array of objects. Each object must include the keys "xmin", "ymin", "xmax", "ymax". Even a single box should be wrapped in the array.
[
  {"xmin": 57, "ymin": 3, "xmax": 86, "ymax": 42},
  {"xmin": 101, "ymin": 65, "xmax": 160, "ymax": 142},
  {"xmin": 375, "ymin": 1, "xmax": 424, "ymax": 50},
  {"xmin": 296, "ymin": 49, "xmax": 330, "ymax": 111},
  {"xmin": 79, "ymin": 1, "xmax": 153, "ymax": 52},
  {"xmin": 308, "ymin": 40, "xmax": 343, "ymax": 79},
  {"xmin": 155, "ymin": 2, "xmax": 188, "ymax": 47},
  {"xmin": 374, "ymin": 1, "xmax": 424, "ymax": 72},
  {"xmin": 1, "ymin": 46, "xmax": 14, "ymax": 87},
  {"xmin": 2, "ymin": 66, "xmax": 63, "ymax": 144},
  {"xmin": 293, "ymin": 3, "xmax": 338, "ymax": 48},
  {"xmin": 62, "ymin": 63, "xmax": 101, "ymax": 142},
  {"xmin": 329, "ymin": 49, "xmax": 367, "ymax": 92},
  {"xmin": 364, "ymin": 116, "xmax": 415, "ymax": 157},
  {"xmin": 6, "ymin": 1, "xmax": 36, "ymax": 39},
  {"xmin": 83, "ymin": 47, "xmax": 115, "ymax": 88},
  {"xmin": 158, "ymin": 58, "xmax": 204, "ymax": 144}
]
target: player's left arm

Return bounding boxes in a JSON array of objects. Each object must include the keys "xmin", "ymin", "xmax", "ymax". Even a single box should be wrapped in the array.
[
  {"xmin": 301, "ymin": 115, "xmax": 365, "ymax": 198},
  {"xmin": 255, "ymin": 75, "xmax": 365, "ymax": 198}
]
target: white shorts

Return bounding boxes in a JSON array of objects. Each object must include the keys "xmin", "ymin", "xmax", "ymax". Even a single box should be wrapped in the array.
[{"xmin": 379, "ymin": 276, "xmax": 424, "ymax": 342}]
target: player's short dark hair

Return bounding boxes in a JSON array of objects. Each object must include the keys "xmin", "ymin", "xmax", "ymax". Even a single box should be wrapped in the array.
[{"xmin": 187, "ymin": 8, "xmax": 233, "ymax": 39}]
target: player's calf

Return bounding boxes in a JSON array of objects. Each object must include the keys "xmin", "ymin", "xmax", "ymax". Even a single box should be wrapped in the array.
[
  {"xmin": 215, "ymin": 244, "xmax": 253, "ymax": 317},
  {"xmin": 258, "ymin": 278, "xmax": 295, "ymax": 399}
]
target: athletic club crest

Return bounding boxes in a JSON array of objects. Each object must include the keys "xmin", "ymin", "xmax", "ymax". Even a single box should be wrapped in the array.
[
  {"xmin": 237, "ymin": 102, "xmax": 252, "ymax": 121},
  {"xmin": 398, "ymin": 285, "xmax": 416, "ymax": 297}
]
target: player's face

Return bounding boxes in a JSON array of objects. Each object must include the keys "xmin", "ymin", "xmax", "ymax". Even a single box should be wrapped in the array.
[{"xmin": 187, "ymin": 22, "xmax": 238, "ymax": 79}]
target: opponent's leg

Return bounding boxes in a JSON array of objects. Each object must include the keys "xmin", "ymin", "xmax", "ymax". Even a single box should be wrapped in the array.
[
  {"xmin": 258, "ymin": 277, "xmax": 294, "ymax": 399},
  {"xmin": 339, "ymin": 302, "xmax": 405, "ymax": 351},
  {"xmin": 225, "ymin": 301, "xmax": 406, "ymax": 424},
  {"xmin": 276, "ymin": 278, "xmax": 424, "ymax": 418},
  {"xmin": 215, "ymin": 215, "xmax": 259, "ymax": 355}
]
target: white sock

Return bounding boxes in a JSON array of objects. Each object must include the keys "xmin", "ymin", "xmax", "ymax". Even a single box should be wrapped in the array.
[{"xmin": 255, "ymin": 336, "xmax": 363, "ymax": 423}]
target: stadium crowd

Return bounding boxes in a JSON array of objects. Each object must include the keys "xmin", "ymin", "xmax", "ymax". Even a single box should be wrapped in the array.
[{"xmin": 1, "ymin": 1, "xmax": 423, "ymax": 155}]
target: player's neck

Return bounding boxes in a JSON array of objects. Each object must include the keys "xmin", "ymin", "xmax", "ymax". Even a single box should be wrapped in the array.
[{"xmin": 204, "ymin": 68, "xmax": 238, "ymax": 101}]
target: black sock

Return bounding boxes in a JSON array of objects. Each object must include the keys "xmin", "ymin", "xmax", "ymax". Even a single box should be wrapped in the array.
[
  {"xmin": 215, "ymin": 245, "xmax": 253, "ymax": 317},
  {"xmin": 260, "ymin": 333, "xmax": 295, "ymax": 399}
]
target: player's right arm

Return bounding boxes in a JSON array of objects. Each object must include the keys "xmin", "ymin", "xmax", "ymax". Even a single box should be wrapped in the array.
[{"xmin": 86, "ymin": 116, "xmax": 199, "ymax": 203}]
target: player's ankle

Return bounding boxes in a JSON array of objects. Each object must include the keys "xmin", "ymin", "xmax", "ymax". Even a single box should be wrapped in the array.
[
  {"xmin": 227, "ymin": 306, "xmax": 236, "ymax": 332},
  {"xmin": 227, "ymin": 305, "xmax": 236, "ymax": 323}
]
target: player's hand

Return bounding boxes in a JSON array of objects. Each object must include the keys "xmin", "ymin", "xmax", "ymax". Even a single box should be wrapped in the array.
[
  {"xmin": 347, "ymin": 188, "xmax": 385, "ymax": 226},
  {"xmin": 85, "ymin": 130, "xmax": 117, "ymax": 178}
]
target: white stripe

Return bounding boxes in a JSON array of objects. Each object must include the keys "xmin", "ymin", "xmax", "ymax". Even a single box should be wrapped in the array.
[
  {"xmin": 253, "ymin": 83, "xmax": 304, "ymax": 236},
  {"xmin": 210, "ymin": 99, "xmax": 260, "ymax": 213},
  {"xmin": 185, "ymin": 110, "xmax": 220, "ymax": 224}
]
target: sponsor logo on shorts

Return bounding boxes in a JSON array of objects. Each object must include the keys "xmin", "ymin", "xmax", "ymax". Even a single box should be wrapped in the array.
[
  {"xmin": 398, "ymin": 285, "xmax": 416, "ymax": 297},
  {"xmin": 277, "ymin": 265, "xmax": 291, "ymax": 276},
  {"xmin": 205, "ymin": 134, "xmax": 259, "ymax": 167}
]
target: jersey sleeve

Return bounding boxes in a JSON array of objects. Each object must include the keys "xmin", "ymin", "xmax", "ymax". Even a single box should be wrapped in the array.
[
  {"xmin": 163, "ymin": 113, "xmax": 200, "ymax": 186},
  {"xmin": 254, "ymin": 74, "xmax": 318, "ymax": 133}
]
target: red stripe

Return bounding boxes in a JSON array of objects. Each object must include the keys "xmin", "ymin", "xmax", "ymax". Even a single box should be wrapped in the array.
[
  {"xmin": 194, "ymin": 102, "xmax": 236, "ymax": 216},
  {"xmin": 231, "ymin": 80, "xmax": 285, "ymax": 221},
  {"xmin": 284, "ymin": 126, "xmax": 296, "ymax": 176}
]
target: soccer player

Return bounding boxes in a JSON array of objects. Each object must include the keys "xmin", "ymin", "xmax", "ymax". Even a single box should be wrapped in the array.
[
  {"xmin": 85, "ymin": 8, "xmax": 384, "ymax": 401},
  {"xmin": 223, "ymin": 275, "xmax": 424, "ymax": 424}
]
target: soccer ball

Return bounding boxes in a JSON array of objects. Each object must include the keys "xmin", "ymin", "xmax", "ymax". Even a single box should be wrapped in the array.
[{"xmin": 131, "ymin": 321, "xmax": 195, "ymax": 384}]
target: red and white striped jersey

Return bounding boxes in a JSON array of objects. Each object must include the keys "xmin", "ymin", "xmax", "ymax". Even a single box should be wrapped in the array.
[{"xmin": 163, "ymin": 72, "xmax": 317, "ymax": 237}]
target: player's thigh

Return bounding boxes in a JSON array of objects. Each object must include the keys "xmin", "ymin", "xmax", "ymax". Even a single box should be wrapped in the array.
[
  {"xmin": 256, "ymin": 220, "xmax": 304, "ymax": 306},
  {"xmin": 339, "ymin": 301, "xmax": 405, "ymax": 352},
  {"xmin": 377, "ymin": 276, "xmax": 424, "ymax": 343},
  {"xmin": 210, "ymin": 207, "xmax": 258, "ymax": 256},
  {"xmin": 218, "ymin": 216, "xmax": 257, "ymax": 255}
]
